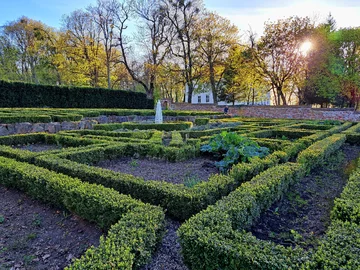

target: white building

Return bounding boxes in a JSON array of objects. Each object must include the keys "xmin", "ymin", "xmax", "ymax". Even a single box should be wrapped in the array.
[{"xmin": 184, "ymin": 84, "xmax": 271, "ymax": 105}]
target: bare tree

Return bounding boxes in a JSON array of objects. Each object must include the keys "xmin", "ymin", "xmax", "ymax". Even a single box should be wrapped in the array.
[
  {"xmin": 88, "ymin": 0, "xmax": 119, "ymax": 89},
  {"xmin": 161, "ymin": 0, "xmax": 203, "ymax": 103},
  {"xmin": 132, "ymin": 0, "xmax": 174, "ymax": 98}
]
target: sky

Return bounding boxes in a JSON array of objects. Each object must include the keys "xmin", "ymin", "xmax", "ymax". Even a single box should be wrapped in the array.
[{"xmin": 0, "ymin": 0, "xmax": 360, "ymax": 35}]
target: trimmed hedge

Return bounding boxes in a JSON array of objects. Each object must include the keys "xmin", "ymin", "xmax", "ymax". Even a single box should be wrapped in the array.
[
  {"xmin": 94, "ymin": 122, "xmax": 194, "ymax": 132},
  {"xmin": 122, "ymin": 122, "xmax": 193, "ymax": 131},
  {"xmin": 194, "ymin": 118, "xmax": 210, "ymax": 125},
  {"xmin": 169, "ymin": 131, "xmax": 184, "ymax": 147},
  {"xmin": 297, "ymin": 134, "xmax": 346, "ymax": 172},
  {"xmin": 0, "ymin": 155, "xmax": 165, "ymax": 268},
  {"xmin": 178, "ymin": 133, "xmax": 348, "ymax": 269},
  {"xmin": 0, "ymin": 80, "xmax": 153, "ymax": 109},
  {"xmin": 346, "ymin": 133, "xmax": 360, "ymax": 145},
  {"xmin": 66, "ymin": 206, "xmax": 165, "ymax": 269},
  {"xmin": 178, "ymin": 163, "xmax": 307, "ymax": 270},
  {"xmin": 343, "ymin": 122, "xmax": 360, "ymax": 134},
  {"xmin": 0, "ymin": 114, "xmax": 52, "ymax": 123},
  {"xmin": 307, "ymin": 221, "xmax": 360, "ymax": 269},
  {"xmin": 332, "ymin": 163, "xmax": 360, "ymax": 224}
]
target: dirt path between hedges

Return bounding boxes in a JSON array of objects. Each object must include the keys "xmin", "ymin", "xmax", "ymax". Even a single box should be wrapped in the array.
[{"xmin": 251, "ymin": 144, "xmax": 360, "ymax": 249}]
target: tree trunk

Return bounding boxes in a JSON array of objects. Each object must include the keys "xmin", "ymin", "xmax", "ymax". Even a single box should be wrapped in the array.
[
  {"xmin": 277, "ymin": 86, "xmax": 287, "ymax": 105},
  {"xmin": 209, "ymin": 61, "xmax": 217, "ymax": 103},
  {"xmin": 106, "ymin": 61, "xmax": 111, "ymax": 89},
  {"xmin": 252, "ymin": 87, "xmax": 255, "ymax": 105},
  {"xmin": 187, "ymin": 82, "xmax": 194, "ymax": 103}
]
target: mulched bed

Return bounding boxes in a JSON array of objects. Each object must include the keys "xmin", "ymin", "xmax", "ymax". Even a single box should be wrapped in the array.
[
  {"xmin": 251, "ymin": 144, "xmax": 360, "ymax": 249},
  {"xmin": 96, "ymin": 157, "xmax": 219, "ymax": 185},
  {"xmin": 12, "ymin": 143, "xmax": 64, "ymax": 152},
  {"xmin": 0, "ymin": 186, "xmax": 102, "ymax": 270}
]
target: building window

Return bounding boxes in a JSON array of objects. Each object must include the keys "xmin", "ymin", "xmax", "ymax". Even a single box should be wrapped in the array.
[
  {"xmin": 198, "ymin": 96, "xmax": 201, "ymax": 103},
  {"xmin": 206, "ymin": 95, "xmax": 210, "ymax": 103}
]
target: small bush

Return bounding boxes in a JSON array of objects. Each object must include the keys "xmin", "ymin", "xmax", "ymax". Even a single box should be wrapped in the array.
[{"xmin": 195, "ymin": 118, "xmax": 210, "ymax": 126}]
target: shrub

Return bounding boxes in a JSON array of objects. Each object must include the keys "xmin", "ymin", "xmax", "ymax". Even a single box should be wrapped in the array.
[
  {"xmin": 331, "ymin": 165, "xmax": 360, "ymax": 224},
  {"xmin": 297, "ymin": 134, "xmax": 346, "ymax": 172},
  {"xmin": 194, "ymin": 118, "xmax": 210, "ymax": 126},
  {"xmin": 307, "ymin": 221, "xmax": 360, "ymax": 270},
  {"xmin": 169, "ymin": 131, "xmax": 184, "ymax": 147}
]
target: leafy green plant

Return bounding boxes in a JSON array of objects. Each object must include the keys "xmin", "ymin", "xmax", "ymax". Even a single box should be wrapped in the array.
[
  {"xmin": 200, "ymin": 131, "xmax": 269, "ymax": 172},
  {"xmin": 129, "ymin": 159, "xmax": 139, "ymax": 168}
]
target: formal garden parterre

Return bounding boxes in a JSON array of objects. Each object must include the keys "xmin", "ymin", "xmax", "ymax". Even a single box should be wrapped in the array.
[{"xmin": 0, "ymin": 113, "xmax": 360, "ymax": 269}]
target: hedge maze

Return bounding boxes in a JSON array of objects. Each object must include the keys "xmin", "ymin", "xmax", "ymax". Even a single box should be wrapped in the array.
[{"xmin": 0, "ymin": 117, "xmax": 359, "ymax": 269}]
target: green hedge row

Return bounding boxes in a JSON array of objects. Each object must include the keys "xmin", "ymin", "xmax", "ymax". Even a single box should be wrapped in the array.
[
  {"xmin": 178, "ymin": 163, "xmax": 308, "ymax": 270},
  {"xmin": 308, "ymin": 161, "xmax": 360, "ymax": 269},
  {"xmin": 308, "ymin": 220, "xmax": 360, "ymax": 269},
  {"xmin": 122, "ymin": 122, "xmax": 193, "ymax": 131},
  {"xmin": 342, "ymin": 122, "xmax": 360, "ymax": 134},
  {"xmin": 0, "ymin": 114, "xmax": 52, "ymax": 123},
  {"xmin": 0, "ymin": 131, "xmax": 315, "ymax": 221},
  {"xmin": 169, "ymin": 132, "xmax": 184, "ymax": 147},
  {"xmin": 61, "ymin": 129, "xmax": 153, "ymax": 139},
  {"xmin": 332, "ymin": 163, "xmax": 360, "ymax": 224},
  {"xmin": 297, "ymin": 134, "xmax": 346, "ymax": 172},
  {"xmin": 0, "ymin": 80, "xmax": 153, "ymax": 109},
  {"xmin": 288, "ymin": 123, "xmax": 334, "ymax": 130},
  {"xmin": 32, "ymin": 145, "xmax": 300, "ymax": 220},
  {"xmin": 178, "ymin": 133, "xmax": 348, "ymax": 270},
  {"xmin": 94, "ymin": 122, "xmax": 193, "ymax": 131},
  {"xmin": 0, "ymin": 156, "xmax": 165, "ymax": 268},
  {"xmin": 346, "ymin": 133, "xmax": 360, "ymax": 145},
  {"xmin": 194, "ymin": 118, "xmax": 210, "ymax": 125}
]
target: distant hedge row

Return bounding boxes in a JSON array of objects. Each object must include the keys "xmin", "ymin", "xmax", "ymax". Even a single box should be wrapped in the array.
[{"xmin": 0, "ymin": 80, "xmax": 153, "ymax": 109}]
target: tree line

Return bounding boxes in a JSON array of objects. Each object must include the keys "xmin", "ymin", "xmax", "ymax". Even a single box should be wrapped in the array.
[{"xmin": 0, "ymin": 0, "xmax": 359, "ymax": 108}]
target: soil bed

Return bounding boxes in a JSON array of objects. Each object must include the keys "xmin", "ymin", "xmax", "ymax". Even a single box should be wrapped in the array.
[
  {"xmin": 13, "ymin": 143, "xmax": 64, "ymax": 152},
  {"xmin": 96, "ymin": 157, "xmax": 219, "ymax": 185},
  {"xmin": 140, "ymin": 218, "xmax": 188, "ymax": 270},
  {"xmin": 250, "ymin": 144, "xmax": 360, "ymax": 249},
  {"xmin": 0, "ymin": 186, "xmax": 102, "ymax": 270}
]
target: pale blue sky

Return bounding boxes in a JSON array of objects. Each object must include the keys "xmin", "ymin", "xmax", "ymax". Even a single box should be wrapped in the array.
[{"xmin": 1, "ymin": 0, "xmax": 360, "ymax": 35}]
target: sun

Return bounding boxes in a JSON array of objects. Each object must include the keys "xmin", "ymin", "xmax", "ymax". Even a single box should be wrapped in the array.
[{"xmin": 300, "ymin": 41, "xmax": 312, "ymax": 55}]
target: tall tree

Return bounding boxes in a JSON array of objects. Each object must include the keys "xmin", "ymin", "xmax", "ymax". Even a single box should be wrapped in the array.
[
  {"xmin": 132, "ymin": 0, "xmax": 174, "ymax": 98},
  {"xmin": 194, "ymin": 11, "xmax": 238, "ymax": 103},
  {"xmin": 222, "ymin": 44, "xmax": 268, "ymax": 104},
  {"xmin": 62, "ymin": 9, "xmax": 105, "ymax": 87},
  {"xmin": 162, "ymin": 0, "xmax": 203, "ymax": 103},
  {"xmin": 249, "ymin": 16, "xmax": 314, "ymax": 105},
  {"xmin": 2, "ymin": 17, "xmax": 52, "ymax": 84},
  {"xmin": 88, "ymin": 0, "xmax": 120, "ymax": 89}
]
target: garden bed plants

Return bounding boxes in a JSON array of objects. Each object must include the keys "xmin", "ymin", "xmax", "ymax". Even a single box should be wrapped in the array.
[{"xmin": 0, "ymin": 116, "xmax": 358, "ymax": 269}]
